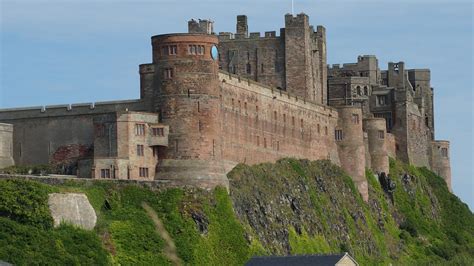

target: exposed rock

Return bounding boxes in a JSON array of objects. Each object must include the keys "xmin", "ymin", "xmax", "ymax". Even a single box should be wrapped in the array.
[{"xmin": 48, "ymin": 193, "xmax": 96, "ymax": 230}]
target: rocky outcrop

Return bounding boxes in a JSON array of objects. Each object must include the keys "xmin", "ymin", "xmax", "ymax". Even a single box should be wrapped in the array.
[{"xmin": 47, "ymin": 193, "xmax": 96, "ymax": 230}]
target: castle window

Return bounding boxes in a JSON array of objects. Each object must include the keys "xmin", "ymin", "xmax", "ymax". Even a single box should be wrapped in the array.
[
  {"xmin": 246, "ymin": 63, "xmax": 251, "ymax": 74},
  {"xmin": 356, "ymin": 86, "xmax": 361, "ymax": 96},
  {"xmin": 292, "ymin": 116, "xmax": 295, "ymax": 127},
  {"xmin": 100, "ymin": 169, "xmax": 111, "ymax": 179},
  {"xmin": 137, "ymin": 145, "xmax": 145, "ymax": 156},
  {"xmin": 257, "ymin": 136, "xmax": 260, "ymax": 146},
  {"xmin": 377, "ymin": 95, "xmax": 387, "ymax": 106},
  {"xmin": 264, "ymin": 138, "xmax": 267, "ymax": 148},
  {"xmin": 139, "ymin": 167, "xmax": 149, "ymax": 178},
  {"xmin": 325, "ymin": 126, "xmax": 328, "ymax": 136},
  {"xmin": 277, "ymin": 141, "xmax": 280, "ymax": 151},
  {"xmin": 163, "ymin": 68, "xmax": 173, "ymax": 79},
  {"xmin": 317, "ymin": 124, "xmax": 320, "ymax": 134},
  {"xmin": 232, "ymin": 98, "xmax": 235, "ymax": 110},
  {"xmin": 352, "ymin": 114, "xmax": 359, "ymax": 124},
  {"xmin": 244, "ymin": 102, "xmax": 247, "ymax": 115},
  {"xmin": 300, "ymin": 118, "xmax": 304, "ymax": 128},
  {"xmin": 170, "ymin": 45, "xmax": 177, "ymax": 55},
  {"xmin": 152, "ymin": 127, "xmax": 164, "ymax": 136},
  {"xmin": 238, "ymin": 100, "xmax": 241, "ymax": 113},
  {"xmin": 364, "ymin": 86, "xmax": 369, "ymax": 95},
  {"xmin": 197, "ymin": 101, "xmax": 200, "ymax": 112},
  {"xmin": 441, "ymin": 148, "xmax": 448, "ymax": 158},
  {"xmin": 261, "ymin": 63, "xmax": 264, "ymax": 73},
  {"xmin": 273, "ymin": 111, "xmax": 277, "ymax": 121},
  {"xmin": 162, "ymin": 45, "xmax": 177, "ymax": 56},
  {"xmin": 188, "ymin": 45, "xmax": 204, "ymax": 55},
  {"xmin": 283, "ymin": 114, "xmax": 286, "ymax": 124},
  {"xmin": 335, "ymin": 130, "xmax": 343, "ymax": 141},
  {"xmin": 153, "ymin": 146, "xmax": 159, "ymax": 157},
  {"xmin": 378, "ymin": 130, "xmax": 385, "ymax": 139},
  {"xmin": 135, "ymin": 124, "xmax": 145, "ymax": 136}
]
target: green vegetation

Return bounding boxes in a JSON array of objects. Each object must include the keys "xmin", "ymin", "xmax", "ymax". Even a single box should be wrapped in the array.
[{"xmin": 0, "ymin": 158, "xmax": 472, "ymax": 265}]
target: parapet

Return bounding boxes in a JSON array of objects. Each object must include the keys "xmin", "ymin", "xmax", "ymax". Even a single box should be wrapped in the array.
[
  {"xmin": 285, "ymin": 13, "xmax": 309, "ymax": 27},
  {"xmin": 188, "ymin": 19, "xmax": 214, "ymax": 34}
]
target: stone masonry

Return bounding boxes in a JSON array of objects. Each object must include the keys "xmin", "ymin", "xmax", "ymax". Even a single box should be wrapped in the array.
[{"xmin": 0, "ymin": 13, "xmax": 452, "ymax": 199}]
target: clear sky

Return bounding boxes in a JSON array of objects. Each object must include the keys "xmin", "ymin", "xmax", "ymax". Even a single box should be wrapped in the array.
[{"xmin": 1, "ymin": 0, "xmax": 472, "ymax": 209}]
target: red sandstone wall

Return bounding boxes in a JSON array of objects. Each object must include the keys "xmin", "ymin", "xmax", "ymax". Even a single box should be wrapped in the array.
[{"xmin": 218, "ymin": 72, "xmax": 339, "ymax": 165}]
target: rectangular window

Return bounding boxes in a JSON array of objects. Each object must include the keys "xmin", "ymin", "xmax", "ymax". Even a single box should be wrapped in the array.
[
  {"xmin": 300, "ymin": 119, "xmax": 304, "ymax": 128},
  {"xmin": 139, "ymin": 167, "xmax": 149, "ymax": 178},
  {"xmin": 100, "ymin": 169, "xmax": 110, "ymax": 178},
  {"xmin": 261, "ymin": 63, "xmax": 264, "ymax": 73},
  {"xmin": 377, "ymin": 95, "xmax": 387, "ymax": 106},
  {"xmin": 283, "ymin": 114, "xmax": 286, "ymax": 124},
  {"xmin": 441, "ymin": 147, "xmax": 448, "ymax": 157},
  {"xmin": 188, "ymin": 45, "xmax": 204, "ymax": 55},
  {"xmin": 152, "ymin": 127, "xmax": 164, "ymax": 136},
  {"xmin": 256, "ymin": 135, "xmax": 260, "ymax": 146},
  {"xmin": 137, "ymin": 144, "xmax": 145, "ymax": 156},
  {"xmin": 153, "ymin": 146, "xmax": 159, "ymax": 157},
  {"xmin": 317, "ymin": 124, "xmax": 320, "ymax": 134},
  {"xmin": 335, "ymin": 129, "xmax": 343, "ymax": 141},
  {"xmin": 292, "ymin": 116, "xmax": 295, "ymax": 127},
  {"xmin": 352, "ymin": 114, "xmax": 360, "ymax": 124},
  {"xmin": 162, "ymin": 46, "xmax": 168, "ymax": 56},
  {"xmin": 169, "ymin": 45, "xmax": 177, "ymax": 55},
  {"xmin": 378, "ymin": 130, "xmax": 385, "ymax": 139},
  {"xmin": 246, "ymin": 63, "xmax": 251, "ymax": 74},
  {"xmin": 264, "ymin": 138, "xmax": 267, "ymax": 148},
  {"xmin": 163, "ymin": 68, "xmax": 173, "ymax": 79},
  {"xmin": 273, "ymin": 111, "xmax": 277, "ymax": 121},
  {"xmin": 135, "ymin": 124, "xmax": 145, "ymax": 136},
  {"xmin": 325, "ymin": 126, "xmax": 328, "ymax": 136}
]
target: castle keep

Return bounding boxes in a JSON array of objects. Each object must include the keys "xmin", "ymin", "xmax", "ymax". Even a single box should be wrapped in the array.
[{"xmin": 0, "ymin": 14, "xmax": 452, "ymax": 200}]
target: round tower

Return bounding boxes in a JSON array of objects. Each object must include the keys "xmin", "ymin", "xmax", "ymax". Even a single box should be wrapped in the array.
[
  {"xmin": 151, "ymin": 33, "xmax": 220, "ymax": 160},
  {"xmin": 363, "ymin": 118, "xmax": 389, "ymax": 175},
  {"xmin": 336, "ymin": 107, "xmax": 367, "ymax": 201},
  {"xmin": 431, "ymin": 140, "xmax": 452, "ymax": 192}
]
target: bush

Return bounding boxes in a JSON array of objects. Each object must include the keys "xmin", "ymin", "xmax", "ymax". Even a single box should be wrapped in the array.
[{"xmin": 0, "ymin": 179, "xmax": 54, "ymax": 229}]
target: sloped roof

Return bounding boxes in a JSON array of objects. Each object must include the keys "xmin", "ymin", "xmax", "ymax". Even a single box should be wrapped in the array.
[{"xmin": 245, "ymin": 253, "xmax": 358, "ymax": 266}]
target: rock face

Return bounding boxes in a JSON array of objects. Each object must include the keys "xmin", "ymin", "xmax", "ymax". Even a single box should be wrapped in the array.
[{"xmin": 48, "ymin": 193, "xmax": 96, "ymax": 230}]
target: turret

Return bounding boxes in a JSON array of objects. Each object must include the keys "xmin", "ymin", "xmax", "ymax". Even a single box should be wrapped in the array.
[
  {"xmin": 431, "ymin": 140, "xmax": 452, "ymax": 192},
  {"xmin": 336, "ymin": 107, "xmax": 368, "ymax": 201},
  {"xmin": 363, "ymin": 118, "xmax": 389, "ymax": 174}
]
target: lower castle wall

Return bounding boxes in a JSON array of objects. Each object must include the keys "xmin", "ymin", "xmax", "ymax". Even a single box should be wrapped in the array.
[
  {"xmin": 0, "ymin": 123, "xmax": 14, "ymax": 168},
  {"xmin": 219, "ymin": 73, "xmax": 340, "ymax": 165},
  {"xmin": 2, "ymin": 115, "xmax": 95, "ymax": 168}
]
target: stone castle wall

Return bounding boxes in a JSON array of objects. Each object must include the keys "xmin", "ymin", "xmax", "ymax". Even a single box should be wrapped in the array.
[
  {"xmin": 219, "ymin": 72, "xmax": 339, "ymax": 165},
  {"xmin": 0, "ymin": 123, "xmax": 14, "ymax": 168}
]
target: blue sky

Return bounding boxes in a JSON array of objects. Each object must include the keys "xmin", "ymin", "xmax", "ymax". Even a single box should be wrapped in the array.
[{"xmin": 1, "ymin": 0, "xmax": 472, "ymax": 209}]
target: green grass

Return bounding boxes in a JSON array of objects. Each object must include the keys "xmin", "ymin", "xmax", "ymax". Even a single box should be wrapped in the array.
[{"xmin": 0, "ymin": 157, "xmax": 473, "ymax": 265}]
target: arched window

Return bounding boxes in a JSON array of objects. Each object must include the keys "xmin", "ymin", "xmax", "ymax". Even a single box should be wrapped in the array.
[
  {"xmin": 364, "ymin": 86, "xmax": 368, "ymax": 95},
  {"xmin": 356, "ymin": 86, "xmax": 361, "ymax": 96}
]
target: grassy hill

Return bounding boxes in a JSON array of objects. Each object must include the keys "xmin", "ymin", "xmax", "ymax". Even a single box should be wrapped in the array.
[{"xmin": 0, "ymin": 158, "xmax": 472, "ymax": 265}]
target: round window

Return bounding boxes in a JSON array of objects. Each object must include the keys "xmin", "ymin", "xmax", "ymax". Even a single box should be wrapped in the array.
[{"xmin": 211, "ymin": 45, "xmax": 218, "ymax": 60}]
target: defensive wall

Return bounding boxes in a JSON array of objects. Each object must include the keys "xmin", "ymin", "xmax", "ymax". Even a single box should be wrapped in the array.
[{"xmin": 0, "ymin": 123, "xmax": 14, "ymax": 168}]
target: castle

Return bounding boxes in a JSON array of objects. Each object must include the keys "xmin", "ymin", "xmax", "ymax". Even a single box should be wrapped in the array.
[{"xmin": 0, "ymin": 14, "xmax": 451, "ymax": 201}]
